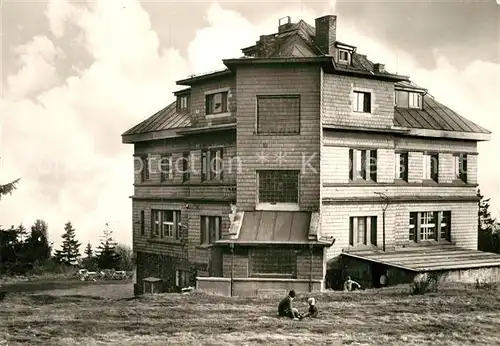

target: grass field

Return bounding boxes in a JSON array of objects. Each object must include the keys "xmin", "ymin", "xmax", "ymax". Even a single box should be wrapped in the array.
[{"xmin": 0, "ymin": 282, "xmax": 499, "ymax": 345}]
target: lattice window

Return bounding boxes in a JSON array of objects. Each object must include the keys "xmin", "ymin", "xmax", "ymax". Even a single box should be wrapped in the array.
[
  {"xmin": 200, "ymin": 216, "xmax": 221, "ymax": 245},
  {"xmin": 258, "ymin": 170, "xmax": 299, "ymax": 204},
  {"xmin": 349, "ymin": 216, "xmax": 377, "ymax": 246},
  {"xmin": 250, "ymin": 247, "xmax": 296, "ymax": 277},
  {"xmin": 151, "ymin": 210, "xmax": 180, "ymax": 239},
  {"xmin": 409, "ymin": 211, "xmax": 451, "ymax": 243},
  {"xmin": 201, "ymin": 149, "xmax": 223, "ymax": 181}
]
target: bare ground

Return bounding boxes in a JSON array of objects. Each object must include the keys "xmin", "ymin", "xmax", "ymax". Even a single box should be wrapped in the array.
[{"xmin": 0, "ymin": 283, "xmax": 499, "ymax": 345}]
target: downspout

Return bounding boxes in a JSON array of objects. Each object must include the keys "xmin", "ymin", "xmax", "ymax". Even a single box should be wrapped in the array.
[
  {"xmin": 375, "ymin": 192, "xmax": 389, "ymax": 252},
  {"xmin": 309, "ymin": 244, "xmax": 313, "ymax": 292},
  {"xmin": 230, "ymin": 243, "xmax": 234, "ymax": 297}
]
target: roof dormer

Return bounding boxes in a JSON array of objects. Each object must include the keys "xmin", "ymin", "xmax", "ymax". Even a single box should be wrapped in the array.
[
  {"xmin": 334, "ymin": 42, "xmax": 356, "ymax": 66},
  {"xmin": 394, "ymin": 82, "xmax": 427, "ymax": 110},
  {"xmin": 174, "ymin": 88, "xmax": 191, "ymax": 112}
]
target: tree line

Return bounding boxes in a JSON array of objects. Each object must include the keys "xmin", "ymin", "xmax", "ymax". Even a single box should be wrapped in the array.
[
  {"xmin": 0, "ymin": 220, "xmax": 132, "ymax": 275},
  {"xmin": 477, "ymin": 190, "xmax": 500, "ymax": 254}
]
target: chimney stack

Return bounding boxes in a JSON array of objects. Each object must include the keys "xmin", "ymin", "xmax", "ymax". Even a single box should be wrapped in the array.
[
  {"xmin": 278, "ymin": 16, "xmax": 293, "ymax": 33},
  {"xmin": 315, "ymin": 15, "xmax": 337, "ymax": 56}
]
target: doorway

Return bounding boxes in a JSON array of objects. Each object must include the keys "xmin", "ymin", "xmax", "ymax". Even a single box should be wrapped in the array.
[{"xmin": 372, "ymin": 263, "xmax": 387, "ymax": 288}]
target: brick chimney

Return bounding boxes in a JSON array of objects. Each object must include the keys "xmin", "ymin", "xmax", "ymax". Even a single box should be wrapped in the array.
[{"xmin": 315, "ymin": 15, "xmax": 337, "ymax": 56}]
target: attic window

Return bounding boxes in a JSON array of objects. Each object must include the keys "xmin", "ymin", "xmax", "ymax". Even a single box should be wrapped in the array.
[
  {"xmin": 177, "ymin": 95, "xmax": 189, "ymax": 110},
  {"xmin": 395, "ymin": 90, "xmax": 423, "ymax": 109},
  {"xmin": 338, "ymin": 49, "xmax": 350, "ymax": 64}
]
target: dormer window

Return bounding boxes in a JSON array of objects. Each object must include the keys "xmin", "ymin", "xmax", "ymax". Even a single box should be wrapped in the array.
[
  {"xmin": 338, "ymin": 49, "xmax": 350, "ymax": 64},
  {"xmin": 395, "ymin": 90, "xmax": 423, "ymax": 109},
  {"xmin": 177, "ymin": 95, "xmax": 189, "ymax": 111}
]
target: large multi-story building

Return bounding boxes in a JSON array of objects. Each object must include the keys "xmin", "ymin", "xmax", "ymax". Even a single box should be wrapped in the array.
[{"xmin": 122, "ymin": 15, "xmax": 500, "ymax": 296}]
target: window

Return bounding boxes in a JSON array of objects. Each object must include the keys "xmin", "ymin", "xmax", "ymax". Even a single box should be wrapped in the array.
[
  {"xmin": 408, "ymin": 92, "xmax": 422, "ymax": 109},
  {"xmin": 177, "ymin": 95, "xmax": 189, "ymax": 110},
  {"xmin": 151, "ymin": 210, "xmax": 181, "ymax": 239},
  {"xmin": 349, "ymin": 149, "xmax": 377, "ymax": 182},
  {"xmin": 395, "ymin": 152, "xmax": 408, "ymax": 181},
  {"xmin": 257, "ymin": 95, "xmax": 300, "ymax": 134},
  {"xmin": 409, "ymin": 211, "xmax": 451, "ymax": 242},
  {"xmin": 140, "ymin": 211, "xmax": 145, "ymax": 236},
  {"xmin": 453, "ymin": 154, "xmax": 467, "ymax": 183},
  {"xmin": 160, "ymin": 155, "xmax": 173, "ymax": 182},
  {"xmin": 338, "ymin": 49, "xmax": 350, "ymax": 64},
  {"xmin": 353, "ymin": 91, "xmax": 371, "ymax": 113},
  {"xmin": 200, "ymin": 216, "xmax": 221, "ymax": 245},
  {"xmin": 395, "ymin": 90, "xmax": 423, "ymax": 109},
  {"xmin": 258, "ymin": 170, "xmax": 299, "ymax": 204},
  {"xmin": 250, "ymin": 248, "xmax": 296, "ymax": 277},
  {"xmin": 141, "ymin": 156, "xmax": 149, "ymax": 182},
  {"xmin": 349, "ymin": 216, "xmax": 377, "ymax": 246},
  {"xmin": 175, "ymin": 270, "xmax": 190, "ymax": 288},
  {"xmin": 201, "ymin": 148, "xmax": 223, "ymax": 181},
  {"xmin": 182, "ymin": 152, "xmax": 190, "ymax": 182},
  {"xmin": 205, "ymin": 92, "xmax": 228, "ymax": 115},
  {"xmin": 423, "ymin": 153, "xmax": 438, "ymax": 182}
]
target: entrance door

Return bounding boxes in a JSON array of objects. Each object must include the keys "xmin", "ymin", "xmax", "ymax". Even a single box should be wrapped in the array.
[
  {"xmin": 372, "ymin": 263, "xmax": 387, "ymax": 288},
  {"xmin": 210, "ymin": 246, "xmax": 223, "ymax": 277}
]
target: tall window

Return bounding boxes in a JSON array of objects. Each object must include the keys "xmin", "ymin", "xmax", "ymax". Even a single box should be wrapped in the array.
[
  {"xmin": 176, "ymin": 270, "xmax": 190, "ymax": 288},
  {"xmin": 353, "ymin": 91, "xmax": 371, "ymax": 113},
  {"xmin": 160, "ymin": 155, "xmax": 173, "ymax": 182},
  {"xmin": 141, "ymin": 156, "xmax": 149, "ymax": 182},
  {"xmin": 250, "ymin": 248, "xmax": 296, "ymax": 277},
  {"xmin": 349, "ymin": 149, "xmax": 377, "ymax": 182},
  {"xmin": 409, "ymin": 211, "xmax": 451, "ymax": 242},
  {"xmin": 349, "ymin": 216, "xmax": 377, "ymax": 246},
  {"xmin": 423, "ymin": 153, "xmax": 438, "ymax": 182},
  {"xmin": 453, "ymin": 154, "xmax": 468, "ymax": 183},
  {"xmin": 258, "ymin": 170, "xmax": 299, "ymax": 204},
  {"xmin": 182, "ymin": 152, "xmax": 190, "ymax": 182},
  {"xmin": 177, "ymin": 95, "xmax": 189, "ymax": 110},
  {"xmin": 206, "ymin": 91, "xmax": 228, "ymax": 115},
  {"xmin": 140, "ymin": 210, "xmax": 145, "ymax": 236},
  {"xmin": 257, "ymin": 95, "xmax": 300, "ymax": 134},
  {"xmin": 151, "ymin": 210, "xmax": 181, "ymax": 239},
  {"xmin": 395, "ymin": 152, "xmax": 409, "ymax": 181},
  {"xmin": 201, "ymin": 148, "xmax": 223, "ymax": 181},
  {"xmin": 200, "ymin": 216, "xmax": 221, "ymax": 245}
]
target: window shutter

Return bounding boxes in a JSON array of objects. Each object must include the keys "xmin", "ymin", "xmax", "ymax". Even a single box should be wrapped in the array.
[
  {"xmin": 349, "ymin": 217, "xmax": 354, "ymax": 246},
  {"xmin": 363, "ymin": 93, "xmax": 371, "ymax": 112},
  {"xmin": 361, "ymin": 150, "xmax": 367, "ymax": 179},
  {"xmin": 222, "ymin": 92, "xmax": 228, "ymax": 112},
  {"xmin": 349, "ymin": 149, "xmax": 354, "ymax": 180},
  {"xmin": 370, "ymin": 216, "xmax": 377, "ymax": 246},
  {"xmin": 401, "ymin": 153, "xmax": 408, "ymax": 181},
  {"xmin": 205, "ymin": 95, "xmax": 211, "ymax": 115},
  {"xmin": 370, "ymin": 150, "xmax": 377, "ymax": 181},
  {"xmin": 200, "ymin": 216, "xmax": 206, "ymax": 244},
  {"xmin": 461, "ymin": 155, "xmax": 468, "ymax": 182}
]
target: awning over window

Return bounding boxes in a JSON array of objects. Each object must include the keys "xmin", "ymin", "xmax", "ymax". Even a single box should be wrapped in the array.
[{"xmin": 217, "ymin": 211, "xmax": 334, "ymax": 247}]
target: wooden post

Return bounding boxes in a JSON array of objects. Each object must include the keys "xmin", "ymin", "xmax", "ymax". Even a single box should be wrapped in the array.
[
  {"xmin": 382, "ymin": 209, "xmax": 386, "ymax": 252},
  {"xmin": 230, "ymin": 243, "xmax": 234, "ymax": 297},
  {"xmin": 309, "ymin": 244, "xmax": 313, "ymax": 292}
]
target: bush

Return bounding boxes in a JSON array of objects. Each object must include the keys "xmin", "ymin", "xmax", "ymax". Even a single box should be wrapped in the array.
[
  {"xmin": 475, "ymin": 278, "xmax": 499, "ymax": 290},
  {"xmin": 410, "ymin": 272, "xmax": 445, "ymax": 295}
]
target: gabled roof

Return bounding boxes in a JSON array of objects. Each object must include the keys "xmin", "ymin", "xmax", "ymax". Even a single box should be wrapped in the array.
[
  {"xmin": 121, "ymin": 101, "xmax": 190, "ymax": 136},
  {"xmin": 394, "ymin": 95, "xmax": 491, "ymax": 135}
]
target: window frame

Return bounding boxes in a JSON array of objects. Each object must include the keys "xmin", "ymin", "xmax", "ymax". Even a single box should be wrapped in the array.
[
  {"xmin": 201, "ymin": 148, "xmax": 224, "ymax": 182},
  {"xmin": 200, "ymin": 215, "xmax": 222, "ymax": 246},
  {"xmin": 205, "ymin": 91, "xmax": 228, "ymax": 115},
  {"xmin": 338, "ymin": 49, "xmax": 350, "ymax": 64},
  {"xmin": 141, "ymin": 156, "xmax": 150, "ymax": 182},
  {"xmin": 353, "ymin": 91, "xmax": 371, "ymax": 113},
  {"xmin": 249, "ymin": 247, "xmax": 296, "ymax": 278},
  {"xmin": 160, "ymin": 154, "xmax": 173, "ymax": 182},
  {"xmin": 423, "ymin": 153, "xmax": 439, "ymax": 182},
  {"xmin": 177, "ymin": 94, "xmax": 189, "ymax": 111},
  {"xmin": 140, "ymin": 210, "xmax": 145, "ymax": 236},
  {"xmin": 408, "ymin": 92, "xmax": 422, "ymax": 109},
  {"xmin": 256, "ymin": 95, "xmax": 301, "ymax": 135},
  {"xmin": 409, "ymin": 211, "xmax": 451, "ymax": 243},
  {"xmin": 182, "ymin": 152, "xmax": 190, "ymax": 183},
  {"xmin": 151, "ymin": 209, "xmax": 181, "ymax": 240},
  {"xmin": 453, "ymin": 153, "xmax": 468, "ymax": 183},
  {"xmin": 257, "ymin": 170, "xmax": 300, "ymax": 205},
  {"xmin": 349, "ymin": 216, "xmax": 377, "ymax": 246},
  {"xmin": 349, "ymin": 149, "xmax": 377, "ymax": 182},
  {"xmin": 395, "ymin": 152, "xmax": 409, "ymax": 181},
  {"xmin": 175, "ymin": 269, "xmax": 190, "ymax": 288}
]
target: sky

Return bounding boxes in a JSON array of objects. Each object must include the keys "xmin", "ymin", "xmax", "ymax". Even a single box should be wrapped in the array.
[{"xmin": 1, "ymin": 0, "xmax": 499, "ymax": 251}]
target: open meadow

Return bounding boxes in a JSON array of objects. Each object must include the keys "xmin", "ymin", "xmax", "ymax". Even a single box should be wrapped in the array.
[{"xmin": 0, "ymin": 282, "xmax": 499, "ymax": 345}]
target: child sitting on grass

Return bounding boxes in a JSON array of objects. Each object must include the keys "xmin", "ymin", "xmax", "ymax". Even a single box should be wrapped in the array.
[{"xmin": 300, "ymin": 297, "xmax": 318, "ymax": 319}]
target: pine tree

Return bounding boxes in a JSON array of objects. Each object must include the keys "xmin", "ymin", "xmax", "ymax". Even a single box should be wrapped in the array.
[
  {"xmin": 84, "ymin": 243, "xmax": 93, "ymax": 259},
  {"xmin": 0, "ymin": 178, "xmax": 21, "ymax": 200},
  {"xmin": 478, "ymin": 189, "xmax": 496, "ymax": 233},
  {"xmin": 478, "ymin": 189, "xmax": 499, "ymax": 254},
  {"xmin": 95, "ymin": 223, "xmax": 121, "ymax": 270},
  {"xmin": 53, "ymin": 222, "xmax": 81, "ymax": 265},
  {"xmin": 25, "ymin": 220, "xmax": 52, "ymax": 264}
]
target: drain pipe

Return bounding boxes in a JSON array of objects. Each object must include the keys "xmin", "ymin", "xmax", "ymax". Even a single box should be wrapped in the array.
[
  {"xmin": 309, "ymin": 244, "xmax": 313, "ymax": 292},
  {"xmin": 230, "ymin": 243, "xmax": 234, "ymax": 297},
  {"xmin": 374, "ymin": 192, "xmax": 389, "ymax": 252}
]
